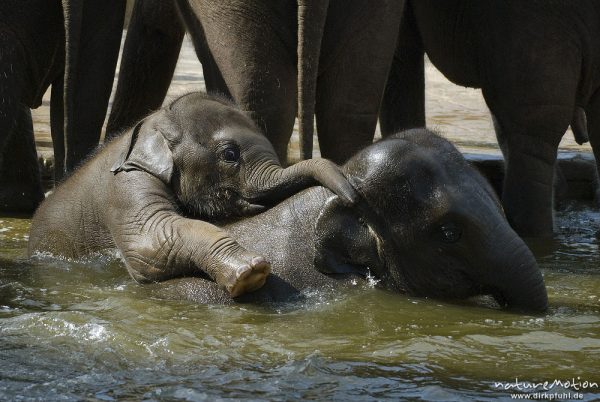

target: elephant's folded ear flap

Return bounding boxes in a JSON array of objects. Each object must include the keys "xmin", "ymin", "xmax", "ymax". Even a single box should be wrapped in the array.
[
  {"xmin": 110, "ymin": 119, "xmax": 174, "ymax": 184},
  {"xmin": 314, "ymin": 196, "xmax": 381, "ymax": 277}
]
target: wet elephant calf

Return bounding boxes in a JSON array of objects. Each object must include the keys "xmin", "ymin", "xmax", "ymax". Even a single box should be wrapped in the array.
[
  {"xmin": 153, "ymin": 129, "xmax": 548, "ymax": 314},
  {"xmin": 28, "ymin": 92, "xmax": 357, "ymax": 298}
]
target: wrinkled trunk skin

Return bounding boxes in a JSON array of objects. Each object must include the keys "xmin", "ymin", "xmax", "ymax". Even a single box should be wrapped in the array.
[
  {"xmin": 297, "ymin": 0, "xmax": 329, "ymax": 160},
  {"xmin": 243, "ymin": 156, "xmax": 354, "ymax": 207},
  {"xmin": 482, "ymin": 227, "xmax": 548, "ymax": 313}
]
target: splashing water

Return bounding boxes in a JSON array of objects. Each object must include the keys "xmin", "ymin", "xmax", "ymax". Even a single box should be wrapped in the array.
[{"xmin": 366, "ymin": 268, "xmax": 381, "ymax": 288}]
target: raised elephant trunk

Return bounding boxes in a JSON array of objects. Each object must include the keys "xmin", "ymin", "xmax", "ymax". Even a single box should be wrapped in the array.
[
  {"xmin": 297, "ymin": 0, "xmax": 329, "ymax": 160},
  {"xmin": 484, "ymin": 231, "xmax": 548, "ymax": 314}
]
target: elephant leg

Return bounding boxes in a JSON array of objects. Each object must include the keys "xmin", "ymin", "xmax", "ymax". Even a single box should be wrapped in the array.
[
  {"xmin": 0, "ymin": 28, "xmax": 24, "ymax": 166},
  {"xmin": 50, "ymin": 78, "xmax": 65, "ymax": 183},
  {"xmin": 106, "ymin": 0, "xmax": 185, "ymax": 139},
  {"xmin": 316, "ymin": 0, "xmax": 404, "ymax": 164},
  {"xmin": 0, "ymin": 34, "xmax": 42, "ymax": 212},
  {"xmin": 181, "ymin": 0, "xmax": 298, "ymax": 162},
  {"xmin": 0, "ymin": 106, "xmax": 44, "ymax": 213},
  {"xmin": 585, "ymin": 89, "xmax": 600, "ymax": 205},
  {"xmin": 493, "ymin": 113, "xmax": 569, "ymax": 205},
  {"xmin": 490, "ymin": 105, "xmax": 570, "ymax": 238},
  {"xmin": 197, "ymin": 45, "xmax": 231, "ymax": 97},
  {"xmin": 380, "ymin": 0, "xmax": 425, "ymax": 136},
  {"xmin": 63, "ymin": 0, "xmax": 125, "ymax": 172},
  {"xmin": 175, "ymin": 1, "xmax": 230, "ymax": 97},
  {"xmin": 491, "ymin": 114, "xmax": 509, "ymax": 156}
]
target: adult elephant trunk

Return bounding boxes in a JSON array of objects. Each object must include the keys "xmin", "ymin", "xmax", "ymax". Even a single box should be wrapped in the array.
[
  {"xmin": 297, "ymin": 0, "xmax": 329, "ymax": 160},
  {"xmin": 483, "ymin": 230, "xmax": 548, "ymax": 314}
]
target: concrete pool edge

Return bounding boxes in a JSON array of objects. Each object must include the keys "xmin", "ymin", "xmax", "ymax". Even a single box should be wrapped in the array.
[{"xmin": 464, "ymin": 152, "xmax": 598, "ymax": 203}]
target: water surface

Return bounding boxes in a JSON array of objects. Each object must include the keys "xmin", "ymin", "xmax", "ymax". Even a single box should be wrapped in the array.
[{"xmin": 1, "ymin": 204, "xmax": 599, "ymax": 401}]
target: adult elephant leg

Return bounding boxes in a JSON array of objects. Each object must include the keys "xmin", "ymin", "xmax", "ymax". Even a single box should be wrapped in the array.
[
  {"xmin": 380, "ymin": 0, "xmax": 425, "ymax": 136},
  {"xmin": 316, "ymin": 0, "xmax": 404, "ymax": 164},
  {"xmin": 0, "ymin": 106, "xmax": 44, "ymax": 213},
  {"xmin": 184, "ymin": 0, "xmax": 298, "ymax": 162},
  {"xmin": 0, "ymin": 28, "xmax": 24, "ymax": 168},
  {"xmin": 175, "ymin": 1, "xmax": 230, "ymax": 97},
  {"xmin": 0, "ymin": 35, "xmax": 41, "ymax": 212},
  {"xmin": 490, "ymin": 104, "xmax": 569, "ymax": 238},
  {"xmin": 493, "ymin": 112, "xmax": 569, "ymax": 202},
  {"xmin": 585, "ymin": 90, "xmax": 600, "ymax": 204},
  {"xmin": 50, "ymin": 78, "xmax": 65, "ymax": 183},
  {"xmin": 63, "ymin": 0, "xmax": 125, "ymax": 173},
  {"xmin": 106, "ymin": 0, "xmax": 185, "ymax": 139},
  {"xmin": 195, "ymin": 42, "xmax": 231, "ymax": 96},
  {"xmin": 482, "ymin": 34, "xmax": 580, "ymax": 238}
]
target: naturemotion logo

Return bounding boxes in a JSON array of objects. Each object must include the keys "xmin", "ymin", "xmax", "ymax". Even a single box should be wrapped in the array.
[{"xmin": 492, "ymin": 377, "xmax": 598, "ymax": 400}]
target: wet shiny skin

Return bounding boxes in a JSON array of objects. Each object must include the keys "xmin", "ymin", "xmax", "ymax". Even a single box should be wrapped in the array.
[{"xmin": 0, "ymin": 203, "xmax": 598, "ymax": 400}]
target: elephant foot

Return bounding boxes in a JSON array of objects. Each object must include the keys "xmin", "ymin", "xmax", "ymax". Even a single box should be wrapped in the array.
[{"xmin": 224, "ymin": 256, "xmax": 271, "ymax": 297}]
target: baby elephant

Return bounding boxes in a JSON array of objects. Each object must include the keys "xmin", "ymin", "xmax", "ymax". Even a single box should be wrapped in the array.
[{"xmin": 28, "ymin": 92, "xmax": 357, "ymax": 297}]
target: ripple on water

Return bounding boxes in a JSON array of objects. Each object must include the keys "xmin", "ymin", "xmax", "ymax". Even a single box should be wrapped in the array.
[
  {"xmin": 2, "ymin": 206, "xmax": 600, "ymax": 399},
  {"xmin": 2, "ymin": 312, "xmax": 111, "ymax": 343}
]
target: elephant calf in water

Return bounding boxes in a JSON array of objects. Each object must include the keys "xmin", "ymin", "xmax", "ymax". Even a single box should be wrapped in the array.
[
  {"xmin": 154, "ymin": 129, "xmax": 548, "ymax": 313},
  {"xmin": 28, "ymin": 92, "xmax": 357, "ymax": 297}
]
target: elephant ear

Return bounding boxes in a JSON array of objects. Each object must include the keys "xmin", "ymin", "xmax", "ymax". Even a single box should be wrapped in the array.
[
  {"xmin": 110, "ymin": 118, "xmax": 174, "ymax": 184},
  {"xmin": 314, "ymin": 196, "xmax": 382, "ymax": 277}
]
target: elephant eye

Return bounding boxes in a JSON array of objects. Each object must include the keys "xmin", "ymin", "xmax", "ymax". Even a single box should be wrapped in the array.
[
  {"xmin": 221, "ymin": 145, "xmax": 240, "ymax": 163},
  {"xmin": 440, "ymin": 222, "xmax": 462, "ymax": 243}
]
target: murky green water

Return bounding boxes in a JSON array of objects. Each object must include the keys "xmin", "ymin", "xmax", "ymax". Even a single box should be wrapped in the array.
[{"xmin": 1, "ymin": 203, "xmax": 599, "ymax": 401}]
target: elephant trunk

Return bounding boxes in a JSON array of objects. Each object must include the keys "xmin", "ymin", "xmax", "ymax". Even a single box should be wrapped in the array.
[
  {"xmin": 297, "ymin": 0, "xmax": 329, "ymax": 160},
  {"xmin": 483, "ymin": 231, "xmax": 548, "ymax": 314},
  {"xmin": 245, "ymin": 159, "xmax": 322, "ymax": 205},
  {"xmin": 243, "ymin": 157, "xmax": 353, "ymax": 207}
]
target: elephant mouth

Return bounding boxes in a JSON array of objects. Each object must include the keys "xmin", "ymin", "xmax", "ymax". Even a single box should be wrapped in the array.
[{"xmin": 178, "ymin": 186, "xmax": 265, "ymax": 220}]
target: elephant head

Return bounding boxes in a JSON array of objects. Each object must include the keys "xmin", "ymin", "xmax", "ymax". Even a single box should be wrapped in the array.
[
  {"xmin": 314, "ymin": 129, "xmax": 548, "ymax": 313},
  {"xmin": 110, "ymin": 92, "xmax": 356, "ymax": 220}
]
